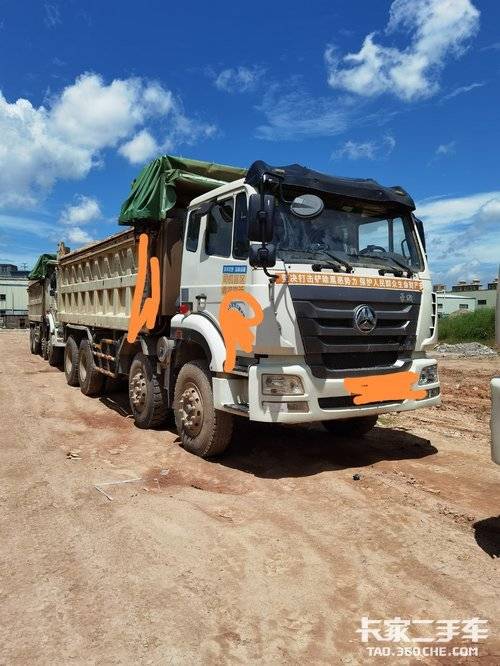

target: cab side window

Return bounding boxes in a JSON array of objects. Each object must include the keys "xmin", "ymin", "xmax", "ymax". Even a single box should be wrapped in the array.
[
  {"xmin": 206, "ymin": 198, "xmax": 233, "ymax": 257},
  {"xmin": 186, "ymin": 210, "xmax": 201, "ymax": 252},
  {"xmin": 232, "ymin": 192, "xmax": 249, "ymax": 259}
]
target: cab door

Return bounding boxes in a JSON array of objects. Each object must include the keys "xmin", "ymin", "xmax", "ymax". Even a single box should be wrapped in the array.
[
  {"xmin": 180, "ymin": 190, "xmax": 250, "ymax": 325},
  {"xmin": 202, "ymin": 191, "xmax": 250, "ymax": 323}
]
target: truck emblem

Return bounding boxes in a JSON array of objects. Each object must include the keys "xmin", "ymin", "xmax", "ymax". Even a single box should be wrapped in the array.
[{"xmin": 353, "ymin": 304, "xmax": 377, "ymax": 334}]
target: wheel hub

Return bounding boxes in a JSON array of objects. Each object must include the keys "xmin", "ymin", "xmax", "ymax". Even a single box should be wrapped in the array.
[
  {"xmin": 179, "ymin": 382, "xmax": 203, "ymax": 437},
  {"xmin": 130, "ymin": 371, "xmax": 147, "ymax": 411}
]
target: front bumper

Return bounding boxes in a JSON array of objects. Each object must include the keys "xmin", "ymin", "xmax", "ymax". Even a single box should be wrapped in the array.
[{"xmin": 248, "ymin": 357, "xmax": 441, "ymax": 423}]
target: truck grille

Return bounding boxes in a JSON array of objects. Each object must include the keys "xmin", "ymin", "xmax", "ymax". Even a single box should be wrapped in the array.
[{"xmin": 289, "ymin": 285, "xmax": 420, "ymax": 378}]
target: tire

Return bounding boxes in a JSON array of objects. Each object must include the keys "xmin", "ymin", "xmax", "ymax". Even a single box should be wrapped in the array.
[
  {"xmin": 128, "ymin": 352, "xmax": 169, "ymax": 428},
  {"xmin": 173, "ymin": 359, "xmax": 233, "ymax": 458},
  {"xmin": 64, "ymin": 336, "xmax": 80, "ymax": 386},
  {"xmin": 78, "ymin": 340, "xmax": 105, "ymax": 396},
  {"xmin": 323, "ymin": 415, "xmax": 378, "ymax": 437},
  {"xmin": 30, "ymin": 327, "xmax": 40, "ymax": 355}
]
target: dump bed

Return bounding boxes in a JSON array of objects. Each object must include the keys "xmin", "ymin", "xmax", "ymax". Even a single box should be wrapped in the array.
[
  {"xmin": 28, "ymin": 254, "xmax": 58, "ymax": 323},
  {"xmin": 57, "ymin": 221, "xmax": 183, "ymax": 331},
  {"xmin": 27, "ymin": 280, "xmax": 45, "ymax": 323}
]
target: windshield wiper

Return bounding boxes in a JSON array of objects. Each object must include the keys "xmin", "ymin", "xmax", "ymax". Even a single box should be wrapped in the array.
[
  {"xmin": 311, "ymin": 260, "xmax": 342, "ymax": 273},
  {"xmin": 308, "ymin": 247, "xmax": 354, "ymax": 274},
  {"xmin": 355, "ymin": 250, "xmax": 414, "ymax": 278},
  {"xmin": 277, "ymin": 247, "xmax": 353, "ymax": 273}
]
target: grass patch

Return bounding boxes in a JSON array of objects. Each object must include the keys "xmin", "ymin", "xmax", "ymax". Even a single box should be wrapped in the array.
[{"xmin": 438, "ymin": 307, "xmax": 495, "ymax": 343}]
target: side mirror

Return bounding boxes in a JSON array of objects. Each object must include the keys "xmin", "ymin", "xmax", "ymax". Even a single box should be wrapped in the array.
[
  {"xmin": 249, "ymin": 243, "xmax": 276, "ymax": 268},
  {"xmin": 248, "ymin": 194, "xmax": 274, "ymax": 242},
  {"xmin": 414, "ymin": 216, "xmax": 426, "ymax": 253}
]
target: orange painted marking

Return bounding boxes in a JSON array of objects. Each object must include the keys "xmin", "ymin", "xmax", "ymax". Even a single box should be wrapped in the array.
[
  {"xmin": 127, "ymin": 233, "xmax": 160, "ymax": 344},
  {"xmin": 343, "ymin": 371, "xmax": 426, "ymax": 405},
  {"xmin": 219, "ymin": 290, "xmax": 264, "ymax": 373}
]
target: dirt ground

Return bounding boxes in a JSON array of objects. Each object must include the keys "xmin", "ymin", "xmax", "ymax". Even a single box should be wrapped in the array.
[{"xmin": 1, "ymin": 329, "xmax": 499, "ymax": 665}]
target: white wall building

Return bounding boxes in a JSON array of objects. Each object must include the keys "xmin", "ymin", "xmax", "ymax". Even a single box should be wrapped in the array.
[
  {"xmin": 0, "ymin": 269, "xmax": 29, "ymax": 328},
  {"xmin": 436, "ymin": 293, "xmax": 476, "ymax": 317}
]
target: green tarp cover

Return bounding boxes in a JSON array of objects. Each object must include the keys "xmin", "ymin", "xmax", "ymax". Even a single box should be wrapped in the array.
[
  {"xmin": 118, "ymin": 155, "xmax": 246, "ymax": 225},
  {"xmin": 28, "ymin": 253, "xmax": 57, "ymax": 280}
]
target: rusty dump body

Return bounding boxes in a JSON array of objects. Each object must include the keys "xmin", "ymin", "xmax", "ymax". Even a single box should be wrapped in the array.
[{"xmin": 57, "ymin": 220, "xmax": 183, "ymax": 332}]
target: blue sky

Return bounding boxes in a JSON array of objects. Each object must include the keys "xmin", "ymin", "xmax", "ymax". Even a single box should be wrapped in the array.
[{"xmin": 0, "ymin": 0, "xmax": 498, "ymax": 286}]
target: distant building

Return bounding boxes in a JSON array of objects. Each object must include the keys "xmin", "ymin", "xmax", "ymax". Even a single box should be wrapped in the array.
[
  {"xmin": 0, "ymin": 263, "xmax": 30, "ymax": 278},
  {"xmin": 436, "ymin": 294, "xmax": 476, "ymax": 318},
  {"xmin": 0, "ymin": 264, "xmax": 29, "ymax": 329},
  {"xmin": 432, "ymin": 277, "xmax": 498, "ymax": 314}
]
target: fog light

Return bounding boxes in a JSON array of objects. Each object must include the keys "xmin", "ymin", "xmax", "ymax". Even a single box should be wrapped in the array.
[
  {"xmin": 418, "ymin": 364, "xmax": 438, "ymax": 385},
  {"xmin": 427, "ymin": 387, "xmax": 440, "ymax": 398},
  {"xmin": 262, "ymin": 374, "xmax": 304, "ymax": 396},
  {"xmin": 262, "ymin": 401, "xmax": 309, "ymax": 413}
]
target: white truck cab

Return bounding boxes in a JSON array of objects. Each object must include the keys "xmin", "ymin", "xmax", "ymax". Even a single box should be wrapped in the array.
[{"xmin": 170, "ymin": 161, "xmax": 440, "ymax": 439}]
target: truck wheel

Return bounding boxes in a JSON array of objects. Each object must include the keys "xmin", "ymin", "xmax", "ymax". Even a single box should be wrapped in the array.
[
  {"xmin": 128, "ymin": 352, "xmax": 169, "ymax": 428},
  {"xmin": 78, "ymin": 340, "xmax": 105, "ymax": 396},
  {"xmin": 30, "ymin": 328, "xmax": 40, "ymax": 355},
  {"xmin": 323, "ymin": 415, "xmax": 378, "ymax": 437},
  {"xmin": 173, "ymin": 360, "xmax": 233, "ymax": 458},
  {"xmin": 64, "ymin": 336, "xmax": 80, "ymax": 386}
]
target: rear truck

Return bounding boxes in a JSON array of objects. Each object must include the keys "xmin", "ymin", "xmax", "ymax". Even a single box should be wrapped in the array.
[
  {"xmin": 53, "ymin": 155, "xmax": 440, "ymax": 458},
  {"xmin": 27, "ymin": 252, "xmax": 65, "ymax": 365}
]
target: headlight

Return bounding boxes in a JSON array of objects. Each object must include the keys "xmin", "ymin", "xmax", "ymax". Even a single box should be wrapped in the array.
[
  {"xmin": 262, "ymin": 374, "xmax": 305, "ymax": 395},
  {"xmin": 418, "ymin": 364, "xmax": 438, "ymax": 385}
]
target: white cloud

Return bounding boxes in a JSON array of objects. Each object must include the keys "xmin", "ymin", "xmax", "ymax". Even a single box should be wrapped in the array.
[
  {"xmin": 334, "ymin": 140, "xmax": 377, "ymax": 160},
  {"xmin": 214, "ymin": 66, "xmax": 264, "ymax": 93},
  {"xmin": 60, "ymin": 195, "xmax": 101, "ymax": 226},
  {"xmin": 416, "ymin": 191, "xmax": 500, "ymax": 285},
  {"xmin": 0, "ymin": 213, "xmax": 57, "ymax": 239},
  {"xmin": 440, "ymin": 81, "xmax": 485, "ymax": 102},
  {"xmin": 332, "ymin": 134, "xmax": 396, "ymax": 160},
  {"xmin": 255, "ymin": 82, "xmax": 349, "ymax": 141},
  {"xmin": 325, "ymin": 0, "xmax": 480, "ymax": 101},
  {"xmin": 444, "ymin": 258, "xmax": 482, "ymax": 282},
  {"xmin": 0, "ymin": 73, "xmax": 215, "ymax": 207},
  {"xmin": 118, "ymin": 130, "xmax": 159, "ymax": 164},
  {"xmin": 49, "ymin": 74, "xmax": 177, "ymax": 152},
  {"xmin": 416, "ymin": 191, "xmax": 499, "ymax": 228},
  {"xmin": 480, "ymin": 42, "xmax": 500, "ymax": 52},
  {"xmin": 44, "ymin": 3, "xmax": 61, "ymax": 29},
  {"xmin": 67, "ymin": 227, "xmax": 92, "ymax": 245},
  {"xmin": 435, "ymin": 140, "xmax": 456, "ymax": 156}
]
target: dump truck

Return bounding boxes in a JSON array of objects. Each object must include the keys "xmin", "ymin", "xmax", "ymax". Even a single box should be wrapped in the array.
[
  {"xmin": 27, "ymin": 252, "xmax": 64, "ymax": 365},
  {"xmin": 39, "ymin": 155, "xmax": 441, "ymax": 457}
]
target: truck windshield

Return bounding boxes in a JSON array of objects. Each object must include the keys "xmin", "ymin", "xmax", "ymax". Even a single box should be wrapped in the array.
[{"xmin": 273, "ymin": 201, "xmax": 423, "ymax": 272}]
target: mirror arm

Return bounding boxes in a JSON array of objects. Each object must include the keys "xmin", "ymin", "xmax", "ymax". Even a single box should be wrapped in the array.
[
  {"xmin": 259, "ymin": 175, "xmax": 268, "ymax": 248},
  {"xmin": 263, "ymin": 265, "xmax": 277, "ymax": 281}
]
